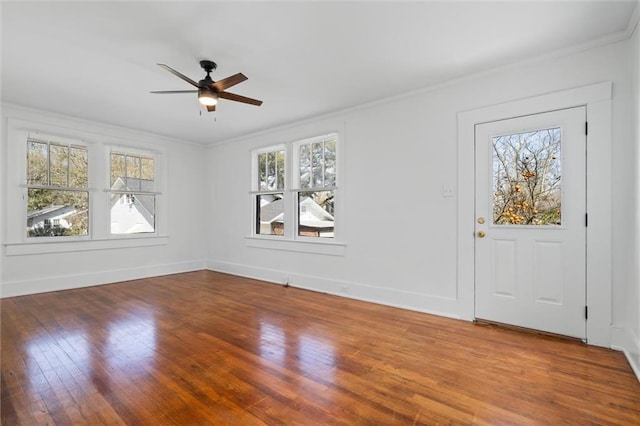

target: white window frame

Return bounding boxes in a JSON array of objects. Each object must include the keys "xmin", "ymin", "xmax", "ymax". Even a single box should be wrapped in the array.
[
  {"xmin": 247, "ymin": 132, "xmax": 345, "ymax": 256},
  {"xmin": 107, "ymin": 147, "xmax": 160, "ymax": 237},
  {"xmin": 292, "ymin": 133, "xmax": 338, "ymax": 241},
  {"xmin": 5, "ymin": 118, "xmax": 168, "ymax": 256},
  {"xmin": 24, "ymin": 133, "xmax": 92, "ymax": 241},
  {"xmin": 251, "ymin": 144, "xmax": 287, "ymax": 239}
]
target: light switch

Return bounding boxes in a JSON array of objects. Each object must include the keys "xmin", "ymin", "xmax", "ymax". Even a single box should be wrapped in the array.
[{"xmin": 442, "ymin": 185, "xmax": 456, "ymax": 197}]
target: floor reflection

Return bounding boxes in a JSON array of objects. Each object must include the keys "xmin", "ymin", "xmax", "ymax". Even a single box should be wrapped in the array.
[
  {"xmin": 106, "ymin": 313, "xmax": 157, "ymax": 371},
  {"xmin": 258, "ymin": 320, "xmax": 336, "ymax": 378},
  {"xmin": 24, "ymin": 308, "xmax": 157, "ymax": 398}
]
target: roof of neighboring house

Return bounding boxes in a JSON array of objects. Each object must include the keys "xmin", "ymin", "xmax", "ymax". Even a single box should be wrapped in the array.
[
  {"xmin": 111, "ymin": 177, "xmax": 155, "ymax": 218},
  {"xmin": 259, "ymin": 198, "xmax": 284, "ymax": 223},
  {"xmin": 27, "ymin": 205, "xmax": 73, "ymax": 219},
  {"xmin": 300, "ymin": 197, "xmax": 334, "ymax": 221},
  {"xmin": 259, "ymin": 196, "xmax": 334, "ymax": 227}
]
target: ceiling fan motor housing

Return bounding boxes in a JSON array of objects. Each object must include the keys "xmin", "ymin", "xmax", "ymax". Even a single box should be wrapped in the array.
[{"xmin": 200, "ymin": 60, "xmax": 217, "ymax": 73}]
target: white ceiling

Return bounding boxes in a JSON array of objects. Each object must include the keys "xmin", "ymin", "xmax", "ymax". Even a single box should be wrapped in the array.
[{"xmin": 2, "ymin": 1, "xmax": 637, "ymax": 146}]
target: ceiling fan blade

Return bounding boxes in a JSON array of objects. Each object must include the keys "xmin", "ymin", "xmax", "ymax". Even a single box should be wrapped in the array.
[
  {"xmin": 219, "ymin": 91, "xmax": 263, "ymax": 106},
  {"xmin": 150, "ymin": 90, "xmax": 199, "ymax": 94},
  {"xmin": 206, "ymin": 104, "xmax": 216, "ymax": 112},
  {"xmin": 212, "ymin": 73, "xmax": 248, "ymax": 92},
  {"xmin": 157, "ymin": 64, "xmax": 201, "ymax": 88}
]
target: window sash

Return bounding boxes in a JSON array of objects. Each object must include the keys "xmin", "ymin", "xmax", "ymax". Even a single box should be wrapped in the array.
[{"xmin": 27, "ymin": 138, "xmax": 88, "ymax": 190}]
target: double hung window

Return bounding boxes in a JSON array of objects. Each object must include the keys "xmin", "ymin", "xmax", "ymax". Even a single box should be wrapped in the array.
[
  {"xmin": 254, "ymin": 146, "xmax": 285, "ymax": 236},
  {"xmin": 109, "ymin": 151, "xmax": 157, "ymax": 234},
  {"xmin": 252, "ymin": 133, "xmax": 338, "ymax": 240},
  {"xmin": 294, "ymin": 135, "xmax": 336, "ymax": 238},
  {"xmin": 26, "ymin": 137, "xmax": 89, "ymax": 237}
]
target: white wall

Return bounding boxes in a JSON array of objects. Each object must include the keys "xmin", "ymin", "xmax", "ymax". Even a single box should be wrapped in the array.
[
  {"xmin": 613, "ymin": 13, "xmax": 640, "ymax": 376},
  {"xmin": 1, "ymin": 16, "xmax": 637, "ymax": 365},
  {"xmin": 206, "ymin": 38, "xmax": 634, "ymax": 347},
  {"xmin": 1, "ymin": 105, "xmax": 208, "ymax": 296}
]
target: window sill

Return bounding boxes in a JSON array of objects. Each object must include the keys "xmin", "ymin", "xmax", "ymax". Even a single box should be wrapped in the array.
[
  {"xmin": 244, "ymin": 236, "xmax": 346, "ymax": 256},
  {"xmin": 5, "ymin": 236, "xmax": 169, "ymax": 256}
]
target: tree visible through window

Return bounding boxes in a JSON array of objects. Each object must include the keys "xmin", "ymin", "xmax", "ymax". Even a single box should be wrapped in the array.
[
  {"xmin": 295, "ymin": 135, "xmax": 336, "ymax": 238},
  {"xmin": 252, "ymin": 134, "xmax": 338, "ymax": 240},
  {"xmin": 110, "ymin": 151, "xmax": 156, "ymax": 234},
  {"xmin": 255, "ymin": 148, "xmax": 285, "ymax": 235},
  {"xmin": 26, "ymin": 139, "xmax": 89, "ymax": 237},
  {"xmin": 492, "ymin": 128, "xmax": 562, "ymax": 225}
]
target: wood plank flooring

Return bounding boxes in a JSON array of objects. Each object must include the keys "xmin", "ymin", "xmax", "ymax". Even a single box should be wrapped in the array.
[{"xmin": 2, "ymin": 270, "xmax": 639, "ymax": 425}]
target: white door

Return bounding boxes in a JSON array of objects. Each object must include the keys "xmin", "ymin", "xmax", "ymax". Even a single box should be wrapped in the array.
[{"xmin": 475, "ymin": 107, "xmax": 587, "ymax": 339}]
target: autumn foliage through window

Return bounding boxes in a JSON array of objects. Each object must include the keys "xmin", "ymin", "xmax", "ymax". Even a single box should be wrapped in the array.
[
  {"xmin": 26, "ymin": 139, "xmax": 89, "ymax": 237},
  {"xmin": 492, "ymin": 128, "xmax": 562, "ymax": 225}
]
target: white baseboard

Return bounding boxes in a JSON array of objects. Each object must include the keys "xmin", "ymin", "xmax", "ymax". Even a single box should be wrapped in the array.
[
  {"xmin": 0, "ymin": 259, "xmax": 207, "ymax": 298},
  {"xmin": 611, "ymin": 326, "xmax": 640, "ymax": 382},
  {"xmin": 206, "ymin": 260, "xmax": 462, "ymax": 320}
]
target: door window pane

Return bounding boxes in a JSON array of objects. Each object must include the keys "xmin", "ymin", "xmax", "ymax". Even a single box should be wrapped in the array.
[{"xmin": 492, "ymin": 128, "xmax": 562, "ymax": 225}]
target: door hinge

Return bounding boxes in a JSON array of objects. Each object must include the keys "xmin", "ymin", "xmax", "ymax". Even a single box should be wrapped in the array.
[
  {"xmin": 585, "ymin": 306, "xmax": 588, "ymax": 320},
  {"xmin": 585, "ymin": 213, "xmax": 588, "ymax": 227},
  {"xmin": 585, "ymin": 121, "xmax": 588, "ymax": 135}
]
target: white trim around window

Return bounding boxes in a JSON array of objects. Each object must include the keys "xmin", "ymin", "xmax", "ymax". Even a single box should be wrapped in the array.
[
  {"xmin": 4, "ymin": 118, "xmax": 168, "ymax": 256},
  {"xmin": 248, "ymin": 132, "xmax": 345, "ymax": 254}
]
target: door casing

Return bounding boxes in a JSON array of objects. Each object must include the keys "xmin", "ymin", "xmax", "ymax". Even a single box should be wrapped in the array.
[{"xmin": 456, "ymin": 82, "xmax": 612, "ymax": 346}]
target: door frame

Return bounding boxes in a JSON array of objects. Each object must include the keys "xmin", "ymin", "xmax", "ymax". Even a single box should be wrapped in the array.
[{"xmin": 457, "ymin": 82, "xmax": 612, "ymax": 346}]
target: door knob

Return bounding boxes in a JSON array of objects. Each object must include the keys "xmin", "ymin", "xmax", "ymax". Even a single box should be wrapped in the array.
[
  {"xmin": 477, "ymin": 217, "xmax": 485, "ymax": 224},
  {"xmin": 477, "ymin": 231, "xmax": 486, "ymax": 238}
]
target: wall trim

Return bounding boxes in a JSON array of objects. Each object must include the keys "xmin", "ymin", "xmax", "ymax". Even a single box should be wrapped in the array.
[
  {"xmin": 0, "ymin": 259, "xmax": 206, "ymax": 298},
  {"xmin": 206, "ymin": 260, "xmax": 461, "ymax": 320},
  {"xmin": 210, "ymin": 28, "xmax": 633, "ymax": 149},
  {"xmin": 611, "ymin": 326, "xmax": 640, "ymax": 382},
  {"xmin": 457, "ymin": 81, "xmax": 613, "ymax": 346},
  {"xmin": 2, "ymin": 103, "xmax": 203, "ymax": 148}
]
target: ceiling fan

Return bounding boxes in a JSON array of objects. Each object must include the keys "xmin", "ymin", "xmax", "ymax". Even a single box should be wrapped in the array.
[{"xmin": 151, "ymin": 60, "xmax": 262, "ymax": 112}]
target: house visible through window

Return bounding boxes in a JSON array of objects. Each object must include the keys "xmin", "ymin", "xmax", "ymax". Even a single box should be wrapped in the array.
[
  {"xmin": 254, "ymin": 147, "xmax": 285, "ymax": 236},
  {"xmin": 110, "ymin": 151, "xmax": 156, "ymax": 234},
  {"xmin": 252, "ymin": 133, "xmax": 338, "ymax": 241},
  {"xmin": 26, "ymin": 138, "xmax": 89, "ymax": 237},
  {"xmin": 295, "ymin": 134, "xmax": 336, "ymax": 238}
]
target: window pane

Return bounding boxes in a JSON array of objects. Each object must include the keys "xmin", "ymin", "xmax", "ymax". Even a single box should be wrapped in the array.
[
  {"xmin": 492, "ymin": 128, "xmax": 562, "ymax": 225},
  {"xmin": 324, "ymin": 140, "xmax": 336, "ymax": 187},
  {"xmin": 267, "ymin": 152, "xmax": 276, "ymax": 190},
  {"xmin": 27, "ymin": 189, "xmax": 89, "ymax": 237},
  {"xmin": 297, "ymin": 190, "xmax": 334, "ymax": 238},
  {"xmin": 256, "ymin": 194, "xmax": 284, "ymax": 236},
  {"xmin": 125, "ymin": 157, "xmax": 139, "ymax": 191},
  {"xmin": 111, "ymin": 153, "xmax": 126, "ymax": 187},
  {"xmin": 126, "ymin": 155, "xmax": 141, "ymax": 191},
  {"xmin": 50, "ymin": 144, "xmax": 69, "ymax": 187},
  {"xmin": 110, "ymin": 193, "xmax": 155, "ymax": 234},
  {"xmin": 141, "ymin": 157, "xmax": 154, "ymax": 181},
  {"xmin": 69, "ymin": 146, "xmax": 88, "ymax": 188},
  {"xmin": 258, "ymin": 153, "xmax": 267, "ymax": 190},
  {"xmin": 126, "ymin": 155, "xmax": 141, "ymax": 179},
  {"xmin": 299, "ymin": 144, "xmax": 311, "ymax": 189},
  {"xmin": 27, "ymin": 141, "xmax": 49, "ymax": 185},
  {"xmin": 311, "ymin": 142, "xmax": 324, "ymax": 188},
  {"xmin": 276, "ymin": 150, "xmax": 285, "ymax": 190}
]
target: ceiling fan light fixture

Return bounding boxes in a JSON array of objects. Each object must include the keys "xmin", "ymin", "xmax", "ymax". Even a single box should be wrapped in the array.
[{"xmin": 198, "ymin": 89, "xmax": 218, "ymax": 106}]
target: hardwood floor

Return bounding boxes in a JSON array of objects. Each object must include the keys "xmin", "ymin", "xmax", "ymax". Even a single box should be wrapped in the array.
[{"xmin": 1, "ymin": 270, "xmax": 639, "ymax": 425}]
